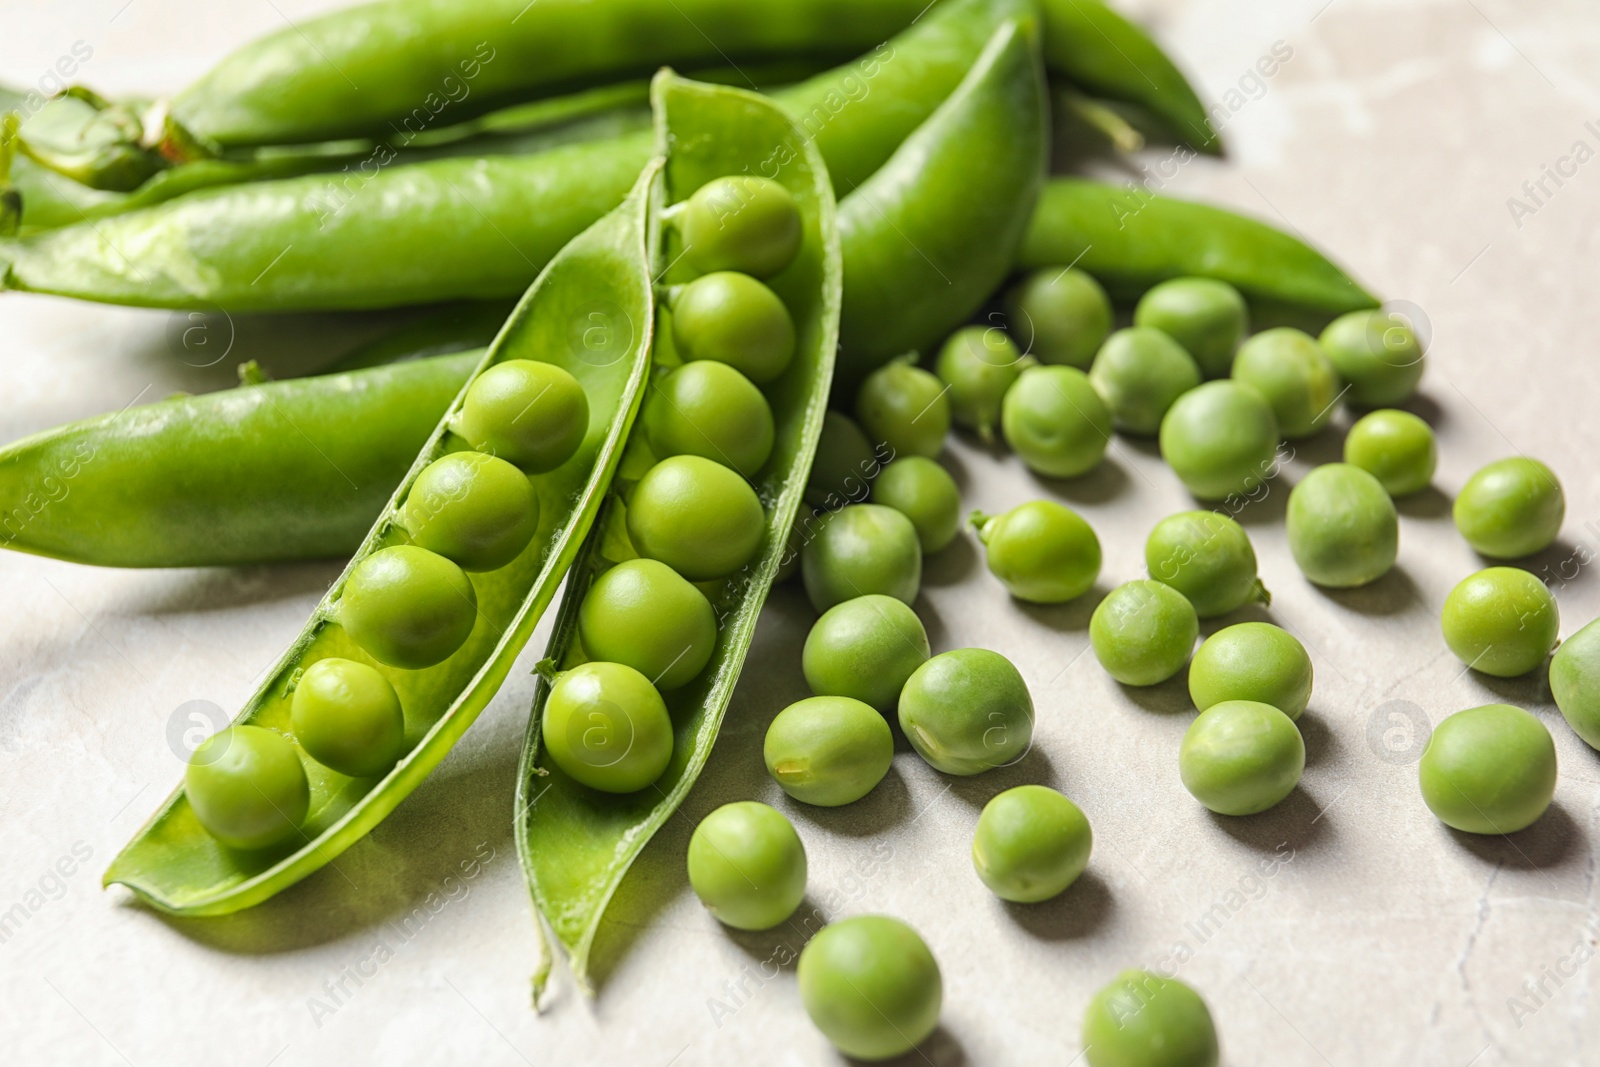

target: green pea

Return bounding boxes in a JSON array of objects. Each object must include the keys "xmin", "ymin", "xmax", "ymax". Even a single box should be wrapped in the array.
[
  {"xmin": 1344, "ymin": 409, "xmax": 1436, "ymax": 497},
  {"xmin": 1319, "ymin": 308, "xmax": 1425, "ymax": 406},
  {"xmin": 806, "ymin": 410, "xmax": 878, "ymax": 509},
  {"xmin": 798, "ymin": 915, "xmax": 942, "ymax": 1061},
  {"xmin": 577, "ymin": 559, "xmax": 716, "ymax": 691},
  {"xmin": 642, "ymin": 361, "xmax": 775, "ymax": 479},
  {"xmin": 678, "ymin": 175, "xmax": 802, "ymax": 279},
  {"xmin": 871, "ymin": 456, "xmax": 961, "ymax": 554},
  {"xmin": 403, "ymin": 451, "xmax": 539, "ymax": 572},
  {"xmin": 1230, "ymin": 328, "xmax": 1340, "ymax": 439},
  {"xmin": 1159, "ymin": 381, "xmax": 1280, "ymax": 501},
  {"xmin": 1453, "ymin": 457, "xmax": 1565, "ymax": 559},
  {"xmin": 1441, "ymin": 567, "xmax": 1559, "ymax": 678},
  {"xmin": 1419, "ymin": 703, "xmax": 1556, "ymax": 834},
  {"xmin": 1551, "ymin": 617, "xmax": 1600, "ymax": 749},
  {"xmin": 1286, "ymin": 463, "xmax": 1398, "ymax": 588},
  {"xmin": 186, "ymin": 725, "xmax": 309, "ymax": 851},
  {"xmin": 971, "ymin": 785, "xmax": 1092, "ymax": 904},
  {"xmin": 1189, "ymin": 623, "xmax": 1312, "ymax": 720},
  {"xmin": 670, "ymin": 271, "xmax": 796, "ymax": 385},
  {"xmin": 1088, "ymin": 327, "xmax": 1202, "ymax": 435},
  {"xmin": 855, "ymin": 361, "xmax": 951, "ymax": 460},
  {"xmin": 540, "ymin": 661, "xmax": 673, "ymax": 794},
  {"xmin": 455, "ymin": 359, "xmax": 588, "ymax": 474},
  {"xmin": 1179, "ymin": 700, "xmax": 1305, "ymax": 816},
  {"xmin": 1082, "ymin": 970, "xmax": 1220, "ymax": 1067},
  {"xmin": 289, "ymin": 658, "xmax": 406, "ymax": 778},
  {"xmin": 899, "ymin": 648, "xmax": 1033, "ymax": 776},
  {"xmin": 1001, "ymin": 364, "xmax": 1111, "ymax": 479},
  {"xmin": 801, "ymin": 504, "xmax": 922, "ymax": 613},
  {"xmin": 764, "ymin": 695, "xmax": 894, "ymax": 807},
  {"xmin": 1090, "ymin": 580, "xmax": 1199, "ymax": 687},
  {"xmin": 1133, "ymin": 277, "xmax": 1249, "ymax": 379},
  {"xmin": 803, "ymin": 594, "xmax": 930, "ymax": 713},
  {"xmin": 626, "ymin": 455, "xmax": 766, "ymax": 581},
  {"xmin": 1144, "ymin": 510, "xmax": 1267, "ymax": 618},
  {"xmin": 934, "ymin": 325, "xmax": 1026, "ymax": 442},
  {"xmin": 340, "ymin": 545, "xmax": 478, "ymax": 669},
  {"xmin": 686, "ymin": 801, "xmax": 807, "ymax": 930},
  {"xmin": 1004, "ymin": 267, "xmax": 1112, "ymax": 369},
  {"xmin": 973, "ymin": 500, "xmax": 1101, "ymax": 604},
  {"xmin": 776, "ymin": 509, "xmax": 810, "ymax": 584}
]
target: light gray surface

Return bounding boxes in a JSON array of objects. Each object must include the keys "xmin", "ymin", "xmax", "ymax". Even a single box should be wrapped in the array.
[{"xmin": 3, "ymin": 1, "xmax": 1600, "ymax": 1064}]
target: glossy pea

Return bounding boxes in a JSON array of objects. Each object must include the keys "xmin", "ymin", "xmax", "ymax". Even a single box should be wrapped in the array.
[
  {"xmin": 670, "ymin": 271, "xmax": 796, "ymax": 385},
  {"xmin": 764, "ymin": 695, "xmax": 895, "ymax": 807},
  {"xmin": 403, "ymin": 451, "xmax": 539, "ymax": 572},
  {"xmin": 626, "ymin": 455, "xmax": 765, "ymax": 581},
  {"xmin": 871, "ymin": 456, "xmax": 961, "ymax": 554},
  {"xmin": 971, "ymin": 785, "xmax": 1092, "ymax": 903},
  {"xmin": 1441, "ymin": 567, "xmax": 1559, "ymax": 678},
  {"xmin": 1344, "ymin": 409, "xmax": 1436, "ymax": 498},
  {"xmin": 678, "ymin": 175, "xmax": 802, "ymax": 279},
  {"xmin": 1159, "ymin": 381, "xmax": 1280, "ymax": 501},
  {"xmin": 1001, "ymin": 364, "xmax": 1111, "ymax": 478},
  {"xmin": 899, "ymin": 648, "xmax": 1034, "ymax": 776},
  {"xmin": 1090, "ymin": 580, "xmax": 1199, "ymax": 687},
  {"xmin": 1189, "ymin": 623, "xmax": 1312, "ymax": 720},
  {"xmin": 185, "ymin": 725, "xmax": 309, "ymax": 851},
  {"xmin": 1133, "ymin": 277, "xmax": 1249, "ymax": 378},
  {"xmin": 935, "ymin": 325, "xmax": 1026, "ymax": 442},
  {"xmin": 455, "ymin": 359, "xmax": 588, "ymax": 474},
  {"xmin": 577, "ymin": 559, "xmax": 716, "ymax": 691},
  {"xmin": 855, "ymin": 361, "xmax": 951, "ymax": 460},
  {"xmin": 1144, "ymin": 510, "xmax": 1266, "ymax": 619},
  {"xmin": 540, "ymin": 661, "xmax": 673, "ymax": 794},
  {"xmin": 1230, "ymin": 327, "xmax": 1341, "ymax": 438},
  {"xmin": 1419, "ymin": 704, "xmax": 1556, "ymax": 834},
  {"xmin": 289, "ymin": 658, "xmax": 406, "ymax": 778},
  {"xmin": 1552, "ymin": 618, "xmax": 1600, "ymax": 749},
  {"xmin": 1286, "ymin": 463, "xmax": 1398, "ymax": 588},
  {"xmin": 1319, "ymin": 308, "xmax": 1425, "ymax": 406},
  {"xmin": 803, "ymin": 594, "xmax": 930, "ymax": 713},
  {"xmin": 687, "ymin": 801, "xmax": 807, "ymax": 930},
  {"xmin": 1089, "ymin": 327, "xmax": 1201, "ymax": 435},
  {"xmin": 1082, "ymin": 970, "xmax": 1220, "ymax": 1067},
  {"xmin": 805, "ymin": 410, "xmax": 879, "ymax": 509},
  {"xmin": 1003, "ymin": 267, "xmax": 1112, "ymax": 369},
  {"xmin": 801, "ymin": 504, "xmax": 922, "ymax": 613},
  {"xmin": 642, "ymin": 360, "xmax": 775, "ymax": 479},
  {"xmin": 340, "ymin": 545, "xmax": 478, "ymax": 669},
  {"xmin": 1453, "ymin": 457, "xmax": 1565, "ymax": 559},
  {"xmin": 1179, "ymin": 700, "xmax": 1305, "ymax": 816},
  {"xmin": 798, "ymin": 916, "xmax": 942, "ymax": 1061},
  {"xmin": 973, "ymin": 500, "xmax": 1101, "ymax": 604}
]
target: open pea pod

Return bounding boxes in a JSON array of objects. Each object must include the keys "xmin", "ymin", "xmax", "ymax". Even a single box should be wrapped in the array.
[
  {"xmin": 103, "ymin": 159, "xmax": 662, "ymax": 916},
  {"xmin": 515, "ymin": 70, "xmax": 840, "ymax": 997}
]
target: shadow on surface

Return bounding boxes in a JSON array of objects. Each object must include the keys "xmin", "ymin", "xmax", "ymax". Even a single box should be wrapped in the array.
[
  {"xmin": 1395, "ymin": 484, "xmax": 1452, "ymax": 520},
  {"xmin": 946, "ymin": 746, "xmax": 1060, "ymax": 811},
  {"xmin": 792, "ymin": 764, "xmax": 914, "ymax": 838},
  {"xmin": 1031, "ymin": 455, "xmax": 1131, "ymax": 506},
  {"xmin": 1312, "ymin": 563, "xmax": 1424, "ymax": 617},
  {"xmin": 1119, "ymin": 668, "xmax": 1194, "ymax": 716},
  {"xmin": 1206, "ymin": 786, "xmax": 1334, "ymax": 856},
  {"xmin": 922, "ymin": 534, "xmax": 979, "ymax": 589},
  {"xmin": 1002, "ymin": 868, "xmax": 1114, "ymax": 941},
  {"xmin": 861, "ymin": 1025, "xmax": 968, "ymax": 1067},
  {"xmin": 1447, "ymin": 800, "xmax": 1579, "ymax": 872},
  {"xmin": 1015, "ymin": 585, "xmax": 1105, "ymax": 634},
  {"xmin": 1297, "ymin": 710, "xmax": 1337, "ymax": 769}
]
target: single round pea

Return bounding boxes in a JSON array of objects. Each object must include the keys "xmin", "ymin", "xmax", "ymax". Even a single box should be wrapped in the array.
[
  {"xmin": 670, "ymin": 271, "xmax": 796, "ymax": 384},
  {"xmin": 803, "ymin": 594, "xmax": 930, "ymax": 712},
  {"xmin": 540, "ymin": 661, "xmax": 673, "ymax": 793},
  {"xmin": 1550, "ymin": 617, "xmax": 1600, "ymax": 749},
  {"xmin": 1320, "ymin": 308, "xmax": 1426, "ymax": 406},
  {"xmin": 1133, "ymin": 277, "xmax": 1249, "ymax": 379},
  {"xmin": 186, "ymin": 725, "xmax": 310, "ymax": 851},
  {"xmin": 973, "ymin": 500, "xmax": 1101, "ymax": 604},
  {"xmin": 764, "ymin": 695, "xmax": 894, "ymax": 807},
  {"xmin": 1453, "ymin": 457, "xmax": 1565, "ymax": 559},
  {"xmin": 627, "ymin": 455, "xmax": 766, "ymax": 581},
  {"xmin": 1231, "ymin": 328, "xmax": 1341, "ymax": 439},
  {"xmin": 1441, "ymin": 567, "xmax": 1559, "ymax": 678},
  {"xmin": 1004, "ymin": 267, "xmax": 1112, "ymax": 369},
  {"xmin": 871, "ymin": 457, "xmax": 961, "ymax": 554},
  {"xmin": 971, "ymin": 785, "xmax": 1092, "ymax": 903},
  {"xmin": 1419, "ymin": 704, "xmax": 1556, "ymax": 834},
  {"xmin": 801, "ymin": 504, "xmax": 922, "ymax": 613},
  {"xmin": 798, "ymin": 916, "xmax": 942, "ymax": 1061},
  {"xmin": 1144, "ymin": 510, "xmax": 1267, "ymax": 619},
  {"xmin": 899, "ymin": 648, "xmax": 1033, "ymax": 775},
  {"xmin": 1089, "ymin": 327, "xmax": 1202, "ymax": 435},
  {"xmin": 678, "ymin": 175, "xmax": 802, "ymax": 279},
  {"xmin": 642, "ymin": 361, "xmax": 774, "ymax": 478},
  {"xmin": 578, "ymin": 559, "xmax": 716, "ymax": 690},
  {"xmin": 1189, "ymin": 623, "xmax": 1312, "ymax": 720},
  {"xmin": 456, "ymin": 359, "xmax": 588, "ymax": 473},
  {"xmin": 687, "ymin": 801, "xmax": 807, "ymax": 930},
  {"xmin": 1286, "ymin": 463, "xmax": 1398, "ymax": 588},
  {"xmin": 1083, "ymin": 970, "xmax": 1220, "ymax": 1067},
  {"xmin": 290, "ymin": 658, "xmax": 406, "ymax": 778},
  {"xmin": 1090, "ymin": 580, "xmax": 1199, "ymax": 687},
  {"xmin": 403, "ymin": 451, "xmax": 539, "ymax": 572},
  {"xmin": 1179, "ymin": 700, "xmax": 1305, "ymax": 816},
  {"xmin": 1001, "ymin": 365, "xmax": 1112, "ymax": 478},
  {"xmin": 935, "ymin": 325, "xmax": 1026, "ymax": 441},
  {"xmin": 340, "ymin": 546, "xmax": 478, "ymax": 669},
  {"xmin": 855, "ymin": 361, "xmax": 950, "ymax": 460},
  {"xmin": 806, "ymin": 410, "xmax": 878, "ymax": 509},
  {"xmin": 1344, "ymin": 409, "xmax": 1436, "ymax": 497},
  {"xmin": 1159, "ymin": 381, "xmax": 1280, "ymax": 501}
]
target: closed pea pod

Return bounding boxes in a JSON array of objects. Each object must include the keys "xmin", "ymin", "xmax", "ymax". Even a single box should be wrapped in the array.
[
  {"xmin": 935, "ymin": 325, "xmax": 1027, "ymax": 441},
  {"xmin": 1286, "ymin": 464, "xmax": 1398, "ymax": 588}
]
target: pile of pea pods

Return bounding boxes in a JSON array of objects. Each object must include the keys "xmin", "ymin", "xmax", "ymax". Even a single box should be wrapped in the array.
[{"xmin": 3, "ymin": 0, "xmax": 1589, "ymax": 1061}]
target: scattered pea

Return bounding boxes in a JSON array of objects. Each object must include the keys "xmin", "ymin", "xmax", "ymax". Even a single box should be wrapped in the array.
[
  {"xmin": 1179, "ymin": 700, "xmax": 1305, "ymax": 816},
  {"xmin": 1144, "ymin": 510, "xmax": 1267, "ymax": 618},
  {"xmin": 871, "ymin": 456, "xmax": 961, "ymax": 554},
  {"xmin": 899, "ymin": 648, "xmax": 1033, "ymax": 775},
  {"xmin": 642, "ymin": 360, "xmax": 775, "ymax": 479},
  {"xmin": 1441, "ymin": 566, "xmax": 1559, "ymax": 678},
  {"xmin": 1159, "ymin": 380, "xmax": 1280, "ymax": 501},
  {"xmin": 1419, "ymin": 704, "xmax": 1556, "ymax": 834},
  {"xmin": 1004, "ymin": 267, "xmax": 1112, "ymax": 369},
  {"xmin": 935, "ymin": 325, "xmax": 1026, "ymax": 442},
  {"xmin": 764, "ymin": 695, "xmax": 894, "ymax": 807},
  {"xmin": 806, "ymin": 410, "xmax": 879, "ymax": 509},
  {"xmin": 1319, "ymin": 308, "xmax": 1425, "ymax": 406},
  {"xmin": 340, "ymin": 545, "xmax": 478, "ymax": 669},
  {"xmin": 801, "ymin": 504, "xmax": 922, "ymax": 613},
  {"xmin": 1453, "ymin": 457, "xmax": 1565, "ymax": 559},
  {"xmin": 1001, "ymin": 364, "xmax": 1111, "ymax": 478},
  {"xmin": 1089, "ymin": 326, "xmax": 1202, "ymax": 435},
  {"xmin": 802, "ymin": 594, "xmax": 929, "ymax": 713},
  {"xmin": 577, "ymin": 558, "xmax": 717, "ymax": 690},
  {"xmin": 1082, "ymin": 970, "xmax": 1220, "ymax": 1067},
  {"xmin": 1090, "ymin": 580, "xmax": 1198, "ymax": 687},
  {"xmin": 186, "ymin": 725, "xmax": 310, "ymax": 850},
  {"xmin": 290, "ymin": 658, "xmax": 406, "ymax": 778},
  {"xmin": 1551, "ymin": 617, "xmax": 1600, "ymax": 750},
  {"xmin": 856, "ymin": 361, "xmax": 950, "ymax": 460},
  {"xmin": 1189, "ymin": 623, "xmax": 1312, "ymax": 720},
  {"xmin": 455, "ymin": 359, "xmax": 588, "ymax": 474},
  {"xmin": 973, "ymin": 500, "xmax": 1101, "ymax": 604},
  {"xmin": 1343, "ymin": 409, "xmax": 1436, "ymax": 498},
  {"xmin": 670, "ymin": 271, "xmax": 797, "ymax": 384},
  {"xmin": 678, "ymin": 175, "xmax": 802, "ymax": 279},
  {"xmin": 627, "ymin": 455, "xmax": 766, "ymax": 581},
  {"xmin": 1286, "ymin": 463, "xmax": 1398, "ymax": 588},
  {"xmin": 403, "ymin": 451, "xmax": 539, "ymax": 572},
  {"xmin": 1133, "ymin": 277, "xmax": 1249, "ymax": 379},
  {"xmin": 971, "ymin": 785, "xmax": 1092, "ymax": 903},
  {"xmin": 540, "ymin": 661, "xmax": 673, "ymax": 793},
  {"xmin": 1230, "ymin": 327, "xmax": 1341, "ymax": 438},
  {"xmin": 798, "ymin": 915, "xmax": 942, "ymax": 1061},
  {"xmin": 687, "ymin": 801, "xmax": 807, "ymax": 930}
]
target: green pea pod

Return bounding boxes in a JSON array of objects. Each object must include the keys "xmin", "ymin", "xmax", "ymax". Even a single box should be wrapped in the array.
[
  {"xmin": 516, "ymin": 70, "xmax": 841, "ymax": 998},
  {"xmin": 103, "ymin": 159, "xmax": 662, "ymax": 915},
  {"xmin": 1018, "ymin": 178, "xmax": 1380, "ymax": 316}
]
